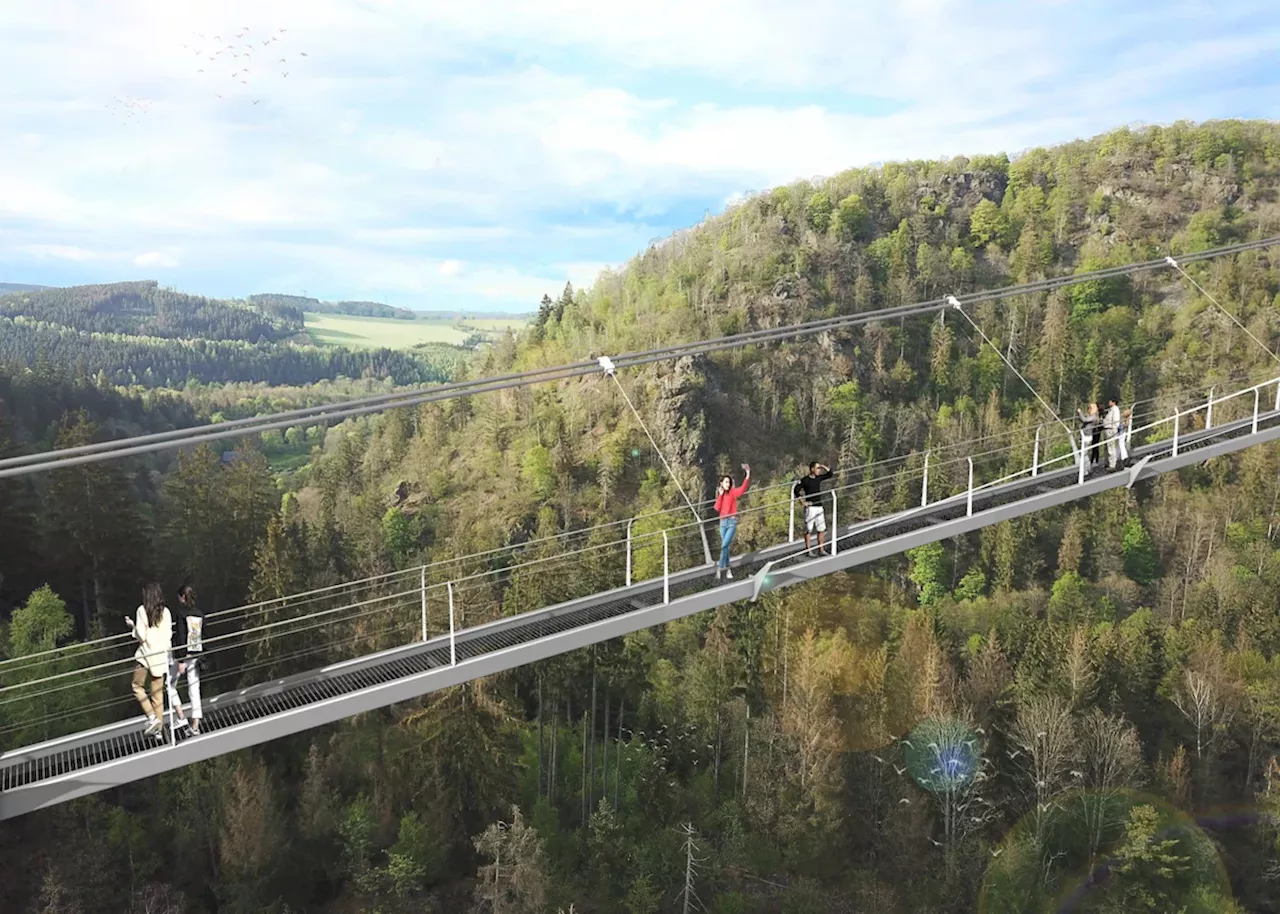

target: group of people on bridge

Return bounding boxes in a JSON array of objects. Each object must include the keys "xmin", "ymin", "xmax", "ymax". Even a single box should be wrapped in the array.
[
  {"xmin": 1078, "ymin": 397, "xmax": 1133, "ymax": 474},
  {"xmin": 127, "ymin": 582, "xmax": 205, "ymax": 739},
  {"xmin": 712, "ymin": 460, "xmax": 836, "ymax": 579}
]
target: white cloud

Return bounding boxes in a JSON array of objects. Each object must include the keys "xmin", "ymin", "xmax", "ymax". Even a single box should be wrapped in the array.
[
  {"xmin": 18, "ymin": 244, "xmax": 97, "ymax": 261},
  {"xmin": 0, "ymin": 0, "xmax": 1276, "ymax": 309},
  {"xmin": 562, "ymin": 262, "xmax": 611, "ymax": 289},
  {"xmin": 135, "ymin": 251, "xmax": 179, "ymax": 267}
]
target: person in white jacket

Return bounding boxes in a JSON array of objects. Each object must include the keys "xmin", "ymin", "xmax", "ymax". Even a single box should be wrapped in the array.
[
  {"xmin": 1103, "ymin": 397, "xmax": 1122, "ymax": 470},
  {"xmin": 127, "ymin": 582, "xmax": 178, "ymax": 738},
  {"xmin": 174, "ymin": 583, "xmax": 204, "ymax": 735}
]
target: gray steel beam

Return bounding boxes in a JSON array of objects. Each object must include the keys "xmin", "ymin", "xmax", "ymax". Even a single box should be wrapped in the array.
[{"xmin": 3, "ymin": 408, "xmax": 1277, "ymax": 820}]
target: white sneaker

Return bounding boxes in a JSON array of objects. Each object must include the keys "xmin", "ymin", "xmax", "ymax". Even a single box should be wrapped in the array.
[
  {"xmin": 143, "ymin": 717, "xmax": 162, "ymax": 736},
  {"xmin": 725, "ymin": 569, "xmax": 733, "ymax": 579}
]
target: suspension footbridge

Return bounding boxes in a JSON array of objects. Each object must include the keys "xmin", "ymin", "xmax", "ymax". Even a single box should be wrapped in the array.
[{"xmin": 2, "ymin": 238, "xmax": 1279, "ymax": 821}]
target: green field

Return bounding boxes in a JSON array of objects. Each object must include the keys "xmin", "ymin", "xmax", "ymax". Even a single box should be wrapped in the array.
[
  {"xmin": 305, "ymin": 313, "xmax": 471, "ymax": 348},
  {"xmin": 304, "ymin": 312, "xmax": 529, "ymax": 349}
]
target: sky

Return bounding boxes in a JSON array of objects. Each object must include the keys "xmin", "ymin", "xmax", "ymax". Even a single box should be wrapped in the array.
[{"xmin": 0, "ymin": 1, "xmax": 1277, "ymax": 313}]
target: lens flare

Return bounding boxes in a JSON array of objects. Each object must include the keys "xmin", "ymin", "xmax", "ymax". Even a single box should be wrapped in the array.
[{"xmin": 903, "ymin": 716, "xmax": 982, "ymax": 794}]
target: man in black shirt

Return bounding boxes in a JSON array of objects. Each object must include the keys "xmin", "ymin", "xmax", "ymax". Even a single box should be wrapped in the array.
[{"xmin": 792, "ymin": 461, "xmax": 834, "ymax": 554}]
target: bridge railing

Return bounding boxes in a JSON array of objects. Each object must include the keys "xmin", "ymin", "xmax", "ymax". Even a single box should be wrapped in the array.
[{"xmin": 3, "ymin": 372, "xmax": 1279, "ymax": 753}]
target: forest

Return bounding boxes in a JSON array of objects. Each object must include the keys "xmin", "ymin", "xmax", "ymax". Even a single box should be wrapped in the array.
[
  {"xmin": 0, "ymin": 282, "xmax": 461, "ymax": 387},
  {"xmin": 3, "ymin": 119, "xmax": 1280, "ymax": 914},
  {"xmin": 0, "ymin": 281, "xmax": 305, "ymax": 342},
  {"xmin": 248, "ymin": 293, "xmax": 418, "ymax": 321}
]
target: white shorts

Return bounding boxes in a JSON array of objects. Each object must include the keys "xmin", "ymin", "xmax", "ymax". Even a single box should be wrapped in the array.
[{"xmin": 804, "ymin": 505, "xmax": 826, "ymax": 533}]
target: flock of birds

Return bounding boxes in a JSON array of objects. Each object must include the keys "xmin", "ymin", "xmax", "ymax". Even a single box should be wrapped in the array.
[
  {"xmin": 104, "ymin": 95, "xmax": 154, "ymax": 126},
  {"xmin": 104, "ymin": 25, "xmax": 309, "ymax": 124},
  {"xmin": 188, "ymin": 26, "xmax": 307, "ymax": 103}
]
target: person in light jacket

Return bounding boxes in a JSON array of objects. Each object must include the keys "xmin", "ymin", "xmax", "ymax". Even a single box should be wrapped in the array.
[
  {"xmin": 1077, "ymin": 402, "xmax": 1100, "ymax": 473},
  {"xmin": 1118, "ymin": 407, "xmax": 1132, "ymax": 467},
  {"xmin": 174, "ymin": 583, "xmax": 205, "ymax": 735},
  {"xmin": 1103, "ymin": 397, "xmax": 1122, "ymax": 470},
  {"xmin": 127, "ymin": 582, "xmax": 175, "ymax": 738}
]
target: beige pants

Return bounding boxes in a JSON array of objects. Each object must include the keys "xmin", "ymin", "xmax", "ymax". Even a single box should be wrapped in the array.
[{"xmin": 132, "ymin": 663, "xmax": 163, "ymax": 719}]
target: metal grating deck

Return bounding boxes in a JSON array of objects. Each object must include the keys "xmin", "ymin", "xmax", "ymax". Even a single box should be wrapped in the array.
[{"xmin": 2, "ymin": 406, "xmax": 1278, "ymax": 812}]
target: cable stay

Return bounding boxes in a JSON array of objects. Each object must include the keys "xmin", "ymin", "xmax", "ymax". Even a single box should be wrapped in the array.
[
  {"xmin": 946, "ymin": 294, "xmax": 1080, "ymax": 457},
  {"xmin": 599, "ymin": 356, "xmax": 714, "ymax": 565},
  {"xmin": 1166, "ymin": 255, "xmax": 1280, "ymax": 368}
]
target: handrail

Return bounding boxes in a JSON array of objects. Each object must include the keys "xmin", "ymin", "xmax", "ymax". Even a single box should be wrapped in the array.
[{"xmin": 3, "ymin": 373, "xmax": 1277, "ymax": 745}]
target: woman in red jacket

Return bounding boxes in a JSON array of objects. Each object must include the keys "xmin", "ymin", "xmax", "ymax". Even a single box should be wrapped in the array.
[{"xmin": 713, "ymin": 463, "xmax": 750, "ymax": 579}]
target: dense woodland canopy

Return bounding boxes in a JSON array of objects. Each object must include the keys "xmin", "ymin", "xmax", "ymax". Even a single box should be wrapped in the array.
[
  {"xmin": 249, "ymin": 293, "xmax": 419, "ymax": 320},
  {"xmin": 0, "ymin": 281, "xmax": 305, "ymax": 341},
  {"xmin": 4, "ymin": 119, "xmax": 1280, "ymax": 913},
  {"xmin": 0, "ymin": 282, "xmax": 460, "ymax": 387}
]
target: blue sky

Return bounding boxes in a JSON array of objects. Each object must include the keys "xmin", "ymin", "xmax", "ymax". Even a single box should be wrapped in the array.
[{"xmin": 0, "ymin": 0, "xmax": 1277, "ymax": 312}]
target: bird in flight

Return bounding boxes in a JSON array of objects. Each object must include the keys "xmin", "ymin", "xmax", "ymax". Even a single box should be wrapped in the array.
[
  {"xmin": 197, "ymin": 68, "xmax": 204, "ymax": 73},
  {"xmin": 279, "ymin": 58, "xmax": 287, "ymax": 63},
  {"xmin": 253, "ymin": 99, "xmax": 260, "ymax": 105},
  {"xmin": 281, "ymin": 72, "xmax": 288, "ymax": 77},
  {"xmin": 300, "ymin": 52, "xmax": 308, "ymax": 56}
]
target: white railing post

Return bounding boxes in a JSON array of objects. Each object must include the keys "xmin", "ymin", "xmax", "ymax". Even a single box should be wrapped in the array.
[
  {"xmin": 831, "ymin": 491, "xmax": 838, "ymax": 557},
  {"xmin": 1254, "ymin": 387, "xmax": 1261, "ymax": 435},
  {"xmin": 1173, "ymin": 411, "xmax": 1180, "ymax": 457},
  {"xmin": 1032, "ymin": 427, "xmax": 1041, "ymax": 477},
  {"xmin": 420, "ymin": 566, "xmax": 428, "ymax": 642},
  {"xmin": 1078, "ymin": 431, "xmax": 1087, "ymax": 485},
  {"xmin": 788, "ymin": 499, "xmax": 795, "ymax": 544},
  {"xmin": 447, "ymin": 581, "xmax": 456, "ymax": 666},
  {"xmin": 625, "ymin": 519, "xmax": 633, "ymax": 587},
  {"xmin": 662, "ymin": 531, "xmax": 670, "ymax": 605},
  {"xmin": 1206, "ymin": 387, "xmax": 1214, "ymax": 430},
  {"xmin": 921, "ymin": 451, "xmax": 930, "ymax": 506},
  {"xmin": 1275, "ymin": 378, "xmax": 1280, "ymax": 413},
  {"xmin": 966, "ymin": 457, "xmax": 974, "ymax": 517}
]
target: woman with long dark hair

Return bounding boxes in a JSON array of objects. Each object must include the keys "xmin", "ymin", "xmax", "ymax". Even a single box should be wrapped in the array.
[
  {"xmin": 713, "ymin": 463, "xmax": 750, "ymax": 580},
  {"xmin": 127, "ymin": 582, "xmax": 174, "ymax": 738}
]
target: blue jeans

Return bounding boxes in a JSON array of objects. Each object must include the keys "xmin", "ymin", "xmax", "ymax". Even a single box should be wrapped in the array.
[{"xmin": 718, "ymin": 516, "xmax": 738, "ymax": 569}]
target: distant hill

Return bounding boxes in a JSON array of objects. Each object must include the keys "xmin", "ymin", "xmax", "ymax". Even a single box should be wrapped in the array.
[
  {"xmin": 0, "ymin": 282, "xmax": 50, "ymax": 293},
  {"xmin": 0, "ymin": 280, "xmax": 302, "ymax": 342},
  {"xmin": 249, "ymin": 293, "xmax": 532, "ymax": 322},
  {"xmin": 249, "ymin": 293, "xmax": 417, "ymax": 321}
]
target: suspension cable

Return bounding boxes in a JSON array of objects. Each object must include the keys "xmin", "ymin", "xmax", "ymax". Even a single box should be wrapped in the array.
[
  {"xmin": 946, "ymin": 294, "xmax": 1080, "ymax": 452},
  {"xmin": 4, "ymin": 235, "xmax": 1276, "ymax": 479},
  {"xmin": 1166, "ymin": 256, "xmax": 1280, "ymax": 368},
  {"xmin": 599, "ymin": 356, "xmax": 713, "ymax": 565}
]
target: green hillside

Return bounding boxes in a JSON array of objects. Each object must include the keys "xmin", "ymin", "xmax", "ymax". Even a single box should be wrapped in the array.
[
  {"xmin": 5, "ymin": 120, "xmax": 1280, "ymax": 914},
  {"xmin": 281, "ymin": 119, "xmax": 1280, "ymax": 912}
]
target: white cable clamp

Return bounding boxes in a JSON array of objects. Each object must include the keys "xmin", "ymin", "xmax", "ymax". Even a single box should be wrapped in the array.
[
  {"xmin": 1165, "ymin": 255, "xmax": 1179, "ymax": 268},
  {"xmin": 945, "ymin": 294, "xmax": 962, "ymax": 310},
  {"xmin": 598, "ymin": 355, "xmax": 616, "ymax": 376}
]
